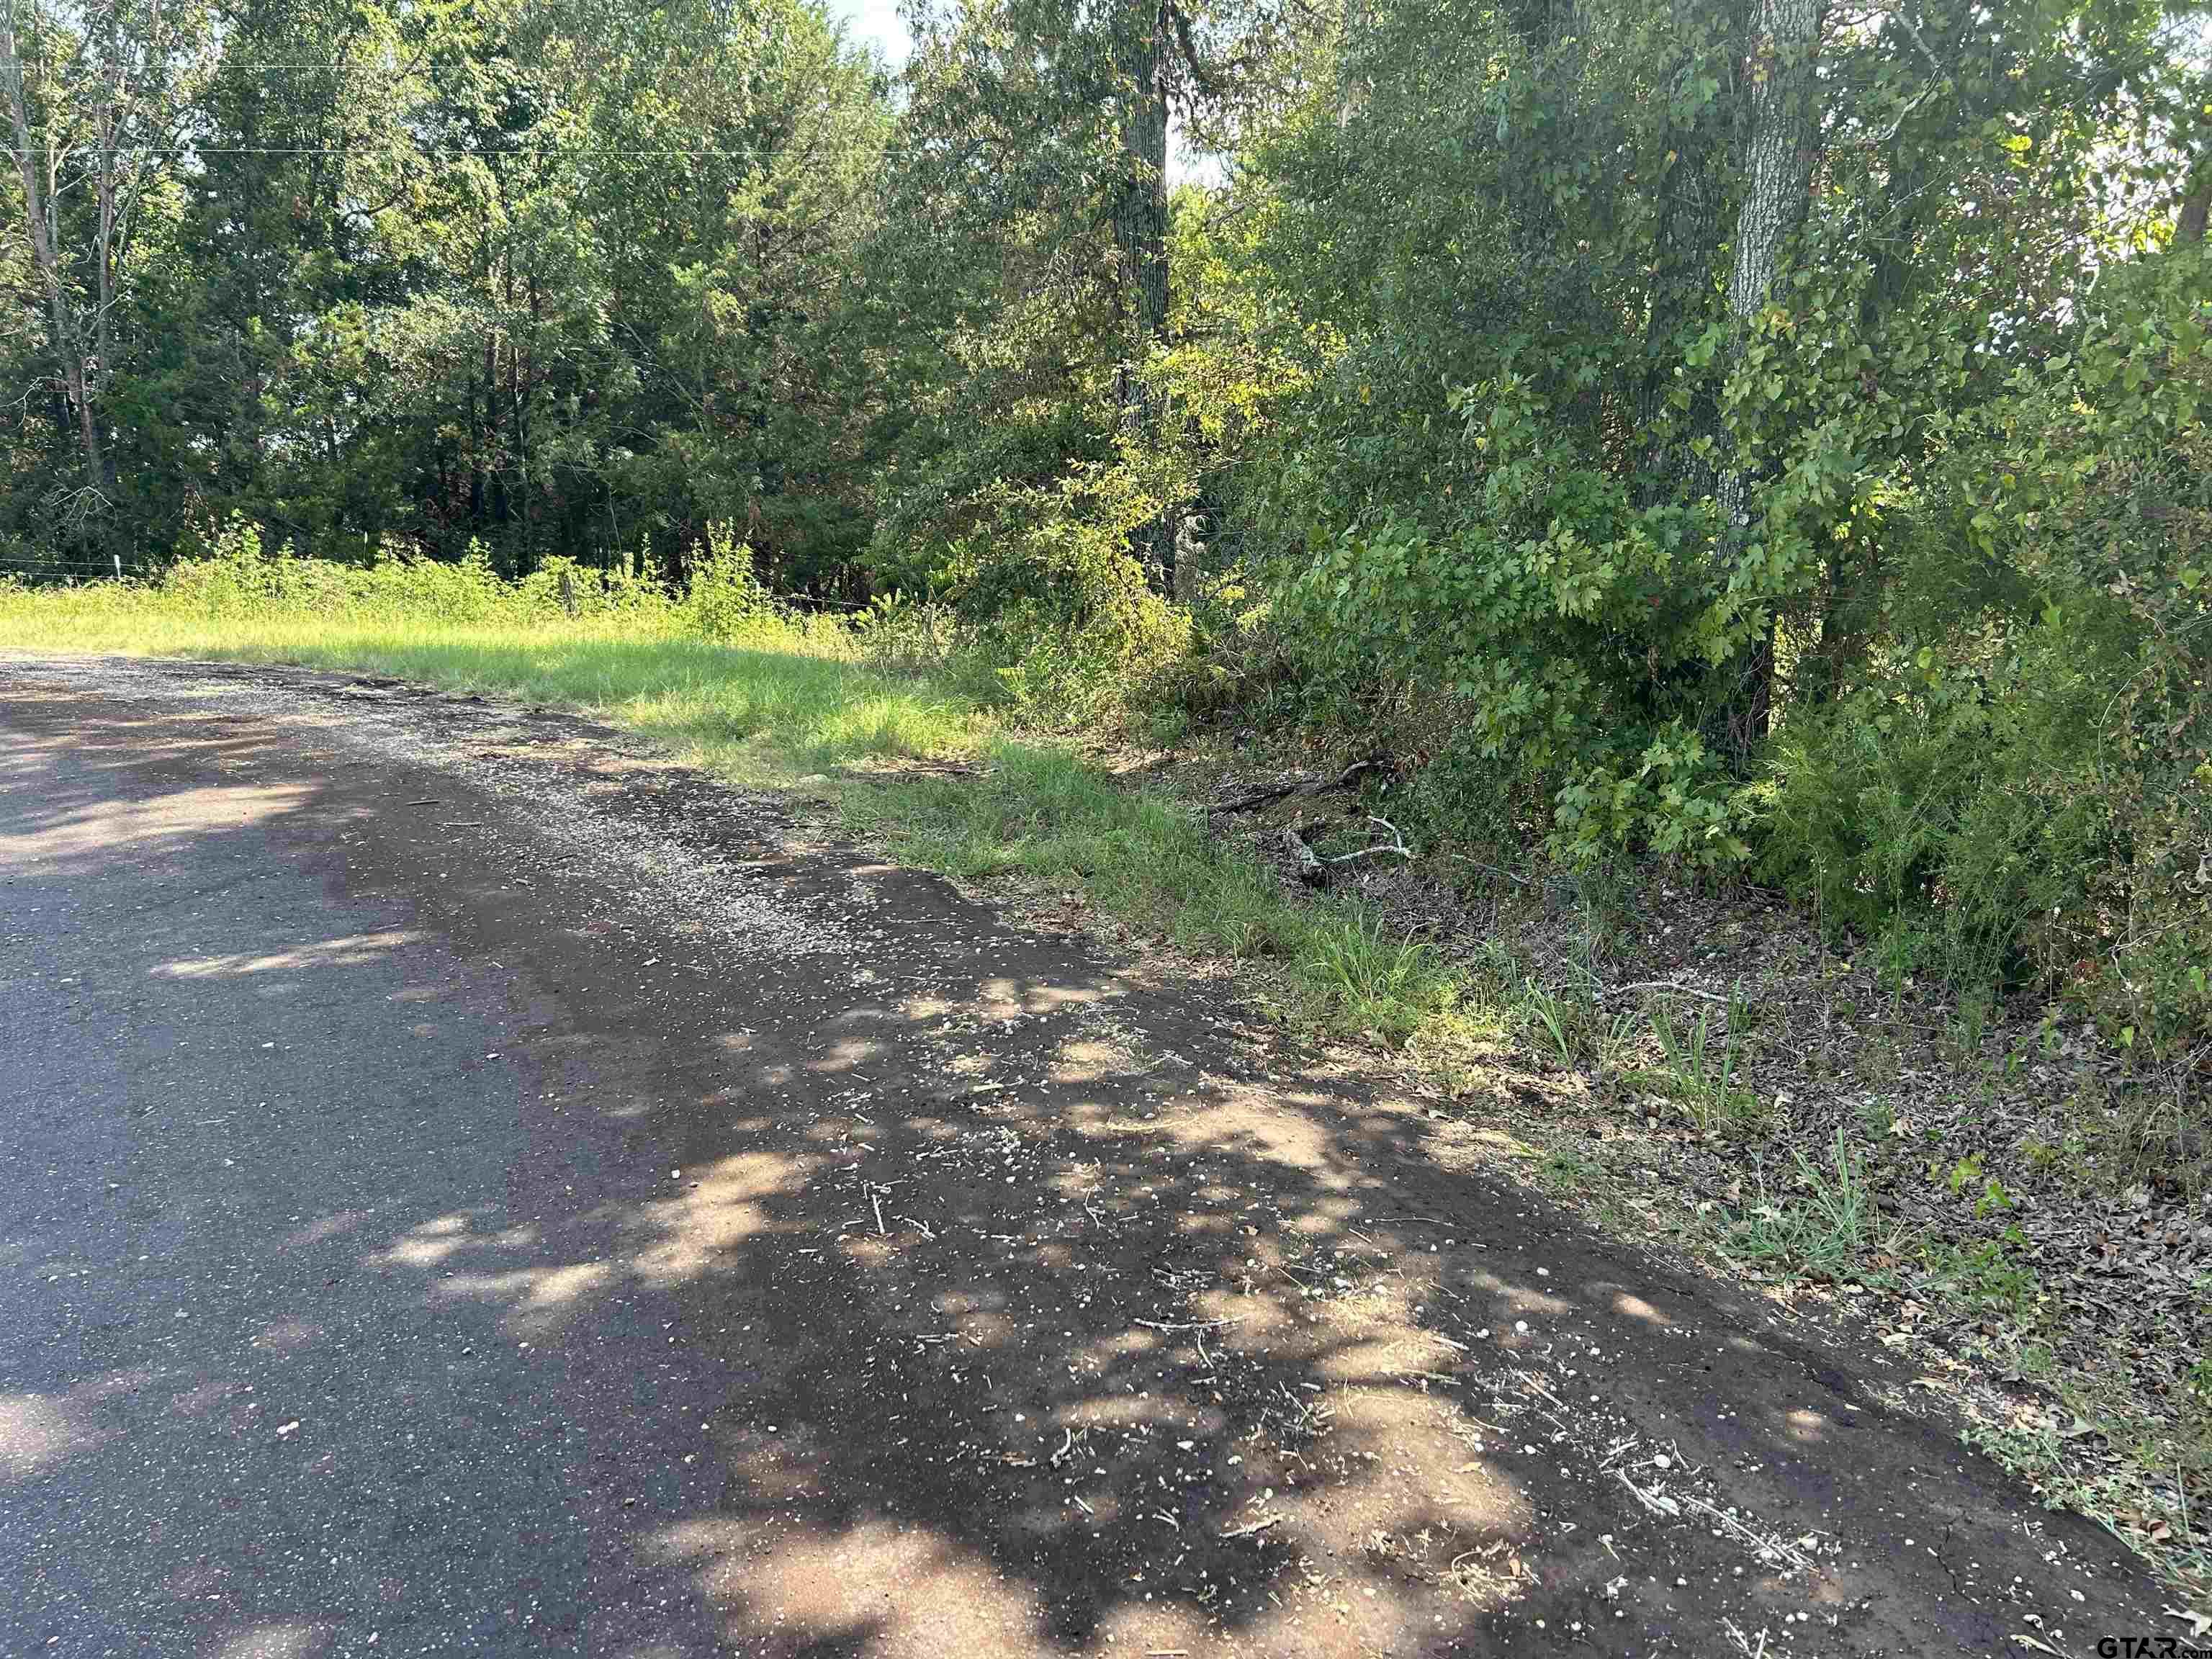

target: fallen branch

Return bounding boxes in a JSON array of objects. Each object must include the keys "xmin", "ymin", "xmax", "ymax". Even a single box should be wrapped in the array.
[
  {"xmin": 1599, "ymin": 979, "xmax": 1731, "ymax": 1004},
  {"xmin": 1211, "ymin": 757, "xmax": 1382, "ymax": 816},
  {"xmin": 1220, "ymin": 1514, "xmax": 1284, "ymax": 1539},
  {"xmin": 1614, "ymin": 1467, "xmax": 1681, "ymax": 1517},
  {"xmin": 1679, "ymin": 1493, "xmax": 1815, "ymax": 1573},
  {"xmin": 1328, "ymin": 815, "xmax": 1414, "ymax": 865},
  {"xmin": 1281, "ymin": 824, "xmax": 1326, "ymax": 887}
]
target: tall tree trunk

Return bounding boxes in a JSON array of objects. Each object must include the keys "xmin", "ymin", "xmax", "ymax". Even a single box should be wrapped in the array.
[
  {"xmin": 1112, "ymin": 0, "xmax": 1171, "ymax": 581},
  {"xmin": 2177, "ymin": 155, "xmax": 2212, "ymax": 246},
  {"xmin": 1637, "ymin": 0, "xmax": 1745, "ymax": 502},
  {"xmin": 1, "ymin": 0, "xmax": 110, "ymax": 513},
  {"xmin": 1712, "ymin": 0, "xmax": 1825, "ymax": 757},
  {"xmin": 1715, "ymin": 0, "xmax": 1824, "ymax": 547}
]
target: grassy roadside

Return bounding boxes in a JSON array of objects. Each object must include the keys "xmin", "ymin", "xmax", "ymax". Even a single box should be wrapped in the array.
[
  {"xmin": 0, "ymin": 594, "xmax": 1455, "ymax": 1044},
  {"xmin": 6, "ymin": 588, "xmax": 2205, "ymax": 1609},
  {"xmin": 0, "ymin": 610, "xmax": 980, "ymax": 785}
]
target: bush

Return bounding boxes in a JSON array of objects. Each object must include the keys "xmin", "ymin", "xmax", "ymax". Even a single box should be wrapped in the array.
[
  {"xmin": 925, "ymin": 464, "xmax": 1193, "ymax": 725},
  {"xmin": 680, "ymin": 522, "xmax": 776, "ymax": 641},
  {"xmin": 150, "ymin": 514, "xmax": 811, "ymax": 646},
  {"xmin": 1269, "ymin": 366, "xmax": 1755, "ymax": 868},
  {"xmin": 1763, "ymin": 252, "xmax": 2212, "ymax": 1053}
]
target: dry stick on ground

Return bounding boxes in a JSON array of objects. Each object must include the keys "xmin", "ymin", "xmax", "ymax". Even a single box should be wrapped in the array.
[
  {"xmin": 1210, "ymin": 757, "xmax": 1384, "ymax": 815},
  {"xmin": 1220, "ymin": 1514, "xmax": 1284, "ymax": 1539},
  {"xmin": 1329, "ymin": 815, "xmax": 1414, "ymax": 866},
  {"xmin": 1280, "ymin": 813, "xmax": 1411, "ymax": 887},
  {"xmin": 1599, "ymin": 979, "xmax": 1732, "ymax": 1004},
  {"xmin": 1679, "ymin": 1492, "xmax": 1815, "ymax": 1573}
]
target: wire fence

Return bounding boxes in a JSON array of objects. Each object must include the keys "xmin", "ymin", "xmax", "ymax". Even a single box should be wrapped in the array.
[{"xmin": 0, "ymin": 554, "xmax": 131, "ymax": 577}]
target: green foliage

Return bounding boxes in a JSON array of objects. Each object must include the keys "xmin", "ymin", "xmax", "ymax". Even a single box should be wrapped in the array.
[
  {"xmin": 1268, "ymin": 367, "xmax": 1758, "ymax": 865},
  {"xmin": 1639, "ymin": 997, "xmax": 1761, "ymax": 1135},
  {"xmin": 22, "ymin": 517, "xmax": 806, "ymax": 651},
  {"xmin": 923, "ymin": 462, "xmax": 1195, "ymax": 724},
  {"xmin": 681, "ymin": 525, "xmax": 777, "ymax": 642},
  {"xmin": 1920, "ymin": 1231, "xmax": 2045, "ymax": 1322},
  {"xmin": 1517, "ymin": 978, "xmax": 1589, "ymax": 1066},
  {"xmin": 0, "ymin": 0, "xmax": 888, "ymax": 585},
  {"xmin": 1763, "ymin": 251, "xmax": 2212, "ymax": 1051},
  {"xmin": 1308, "ymin": 915, "xmax": 1454, "ymax": 1044}
]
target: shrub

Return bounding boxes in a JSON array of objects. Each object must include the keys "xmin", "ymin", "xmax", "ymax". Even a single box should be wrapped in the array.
[
  {"xmin": 929, "ymin": 464, "xmax": 1193, "ymax": 725},
  {"xmin": 680, "ymin": 522, "xmax": 776, "ymax": 641},
  {"xmin": 1269, "ymin": 364, "xmax": 1756, "ymax": 867},
  {"xmin": 1763, "ymin": 251, "xmax": 2212, "ymax": 1053}
]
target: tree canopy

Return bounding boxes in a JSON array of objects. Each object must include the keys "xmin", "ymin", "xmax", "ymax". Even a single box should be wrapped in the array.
[{"xmin": 7, "ymin": 0, "xmax": 2212, "ymax": 1040}]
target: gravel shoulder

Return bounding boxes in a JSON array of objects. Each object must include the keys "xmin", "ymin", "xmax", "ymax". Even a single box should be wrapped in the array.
[{"xmin": 0, "ymin": 654, "xmax": 2177, "ymax": 1658}]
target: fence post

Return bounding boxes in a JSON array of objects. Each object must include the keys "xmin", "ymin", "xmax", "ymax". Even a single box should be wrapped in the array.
[{"xmin": 112, "ymin": 554, "xmax": 122, "ymax": 581}]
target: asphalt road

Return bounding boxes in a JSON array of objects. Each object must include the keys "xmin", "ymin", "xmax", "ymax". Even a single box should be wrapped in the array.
[
  {"xmin": 0, "ymin": 658, "xmax": 2175, "ymax": 1659},
  {"xmin": 1, "ymin": 678, "xmax": 765, "ymax": 1657}
]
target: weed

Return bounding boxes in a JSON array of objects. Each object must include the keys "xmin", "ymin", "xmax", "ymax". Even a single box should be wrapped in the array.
[
  {"xmin": 1946, "ymin": 986, "xmax": 1994, "ymax": 1066},
  {"xmin": 1940, "ymin": 1153, "xmax": 2015, "ymax": 1218},
  {"xmin": 1541, "ymin": 1145, "xmax": 1599, "ymax": 1189},
  {"xmin": 1725, "ymin": 978, "xmax": 1757, "ymax": 1040},
  {"xmin": 1521, "ymin": 979, "xmax": 1581, "ymax": 1066},
  {"xmin": 1919, "ymin": 1230, "xmax": 2044, "ymax": 1322},
  {"xmin": 1309, "ymin": 915, "xmax": 1449, "ymax": 1040},
  {"xmin": 1730, "ymin": 1128, "xmax": 1874, "ymax": 1277},
  {"xmin": 1852, "ymin": 1096, "xmax": 1893, "ymax": 1136},
  {"xmin": 2189, "ymin": 1356, "xmax": 2212, "ymax": 1408},
  {"xmin": 1596, "ymin": 1007, "xmax": 1643, "ymax": 1077},
  {"xmin": 2020, "ymin": 1137, "xmax": 2065, "ymax": 1178},
  {"xmin": 1636, "ymin": 997, "xmax": 1763, "ymax": 1136}
]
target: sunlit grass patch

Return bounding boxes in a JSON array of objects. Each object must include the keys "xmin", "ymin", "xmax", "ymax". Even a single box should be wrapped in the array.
[
  {"xmin": 841, "ymin": 738, "xmax": 1462, "ymax": 1041},
  {"xmin": 0, "ymin": 580, "xmax": 981, "ymax": 786},
  {"xmin": 1, "ymin": 571, "xmax": 1462, "ymax": 1044}
]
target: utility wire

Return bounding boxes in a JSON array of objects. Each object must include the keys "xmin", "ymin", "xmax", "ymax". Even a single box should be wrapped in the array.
[{"xmin": 1, "ymin": 145, "xmax": 846, "ymax": 156}]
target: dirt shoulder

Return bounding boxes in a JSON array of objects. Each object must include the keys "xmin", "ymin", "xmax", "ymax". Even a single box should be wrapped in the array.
[
  {"xmin": 1, "ymin": 653, "xmax": 2183, "ymax": 1658},
  {"xmin": 1141, "ymin": 744, "xmax": 2212, "ymax": 1617}
]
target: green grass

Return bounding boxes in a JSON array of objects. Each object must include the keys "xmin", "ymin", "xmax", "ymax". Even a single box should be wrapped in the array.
[
  {"xmin": 1637, "ymin": 996, "xmax": 1763, "ymax": 1136},
  {"xmin": 842, "ymin": 737, "xmax": 1460, "ymax": 1040},
  {"xmin": 0, "ymin": 595, "xmax": 979, "ymax": 786},
  {"xmin": 1727, "ymin": 1127, "xmax": 1876, "ymax": 1278},
  {"xmin": 0, "ymin": 576, "xmax": 1458, "ymax": 1044}
]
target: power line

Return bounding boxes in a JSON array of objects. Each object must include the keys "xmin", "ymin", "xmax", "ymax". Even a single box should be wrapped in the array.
[{"xmin": 3, "ymin": 145, "xmax": 799, "ymax": 157}]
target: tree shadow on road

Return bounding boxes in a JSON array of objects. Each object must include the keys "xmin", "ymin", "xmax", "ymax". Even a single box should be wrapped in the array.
[{"xmin": 0, "ymin": 670, "xmax": 2162, "ymax": 1658}]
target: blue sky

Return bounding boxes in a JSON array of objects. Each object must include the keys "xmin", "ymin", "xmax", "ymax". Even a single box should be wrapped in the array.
[
  {"xmin": 819, "ymin": 0, "xmax": 1222, "ymax": 183},
  {"xmin": 825, "ymin": 0, "xmax": 912, "ymax": 65}
]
